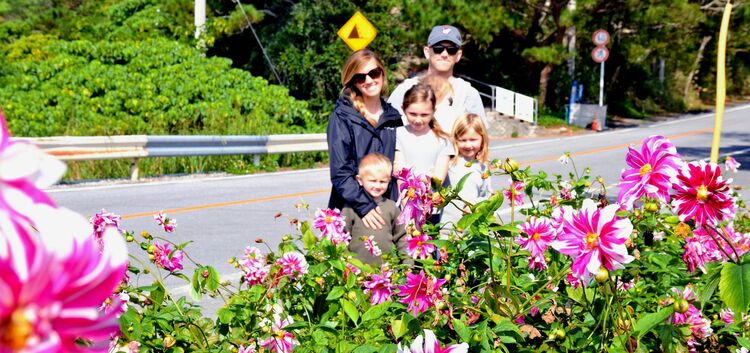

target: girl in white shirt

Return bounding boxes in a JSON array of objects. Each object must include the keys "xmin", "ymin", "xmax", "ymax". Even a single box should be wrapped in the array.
[
  {"xmin": 442, "ymin": 113, "xmax": 492, "ymax": 229},
  {"xmin": 393, "ymin": 82, "xmax": 453, "ymax": 183}
]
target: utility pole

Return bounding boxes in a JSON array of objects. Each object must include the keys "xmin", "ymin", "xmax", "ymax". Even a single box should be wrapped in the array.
[{"xmin": 195, "ymin": 0, "xmax": 206, "ymax": 39}]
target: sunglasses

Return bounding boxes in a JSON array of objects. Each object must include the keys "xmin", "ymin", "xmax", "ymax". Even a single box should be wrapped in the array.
[
  {"xmin": 350, "ymin": 68, "xmax": 384, "ymax": 85},
  {"xmin": 431, "ymin": 45, "xmax": 460, "ymax": 55}
]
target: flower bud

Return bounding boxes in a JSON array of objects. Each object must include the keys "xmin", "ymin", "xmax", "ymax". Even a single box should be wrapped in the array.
[
  {"xmin": 255, "ymin": 238, "xmax": 265, "ymax": 243},
  {"xmin": 140, "ymin": 230, "xmax": 151, "ymax": 239},
  {"xmin": 282, "ymin": 235, "xmax": 291, "ymax": 241},
  {"xmin": 347, "ymin": 291, "xmax": 357, "ymax": 301},
  {"xmin": 673, "ymin": 298, "xmax": 690, "ymax": 314},
  {"xmin": 464, "ymin": 160, "xmax": 473, "ymax": 168},
  {"xmin": 147, "ymin": 244, "xmax": 155, "ymax": 254},
  {"xmin": 201, "ymin": 270, "xmax": 209, "ymax": 278},
  {"xmin": 502, "ymin": 158, "xmax": 519, "ymax": 173},
  {"xmin": 644, "ymin": 202, "xmax": 658, "ymax": 213},
  {"xmin": 125, "ymin": 235, "xmax": 134, "ymax": 242},
  {"xmin": 594, "ymin": 267, "xmax": 609, "ymax": 283},
  {"xmin": 163, "ymin": 336, "xmax": 176, "ymax": 349},
  {"xmin": 481, "ymin": 172, "xmax": 490, "ymax": 180}
]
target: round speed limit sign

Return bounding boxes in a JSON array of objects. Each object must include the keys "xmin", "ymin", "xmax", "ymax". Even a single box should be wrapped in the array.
[
  {"xmin": 591, "ymin": 46, "xmax": 609, "ymax": 63},
  {"xmin": 592, "ymin": 29, "xmax": 610, "ymax": 46}
]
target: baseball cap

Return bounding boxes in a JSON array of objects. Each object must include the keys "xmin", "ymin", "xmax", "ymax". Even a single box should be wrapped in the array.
[{"xmin": 427, "ymin": 25, "xmax": 462, "ymax": 47}]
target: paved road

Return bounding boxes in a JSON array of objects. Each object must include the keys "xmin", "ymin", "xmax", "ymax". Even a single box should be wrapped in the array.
[{"xmin": 49, "ymin": 104, "xmax": 750, "ymax": 304}]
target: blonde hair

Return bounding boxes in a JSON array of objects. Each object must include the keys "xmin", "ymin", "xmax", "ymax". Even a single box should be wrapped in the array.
[
  {"xmin": 341, "ymin": 49, "xmax": 388, "ymax": 127},
  {"xmin": 402, "ymin": 83, "xmax": 449, "ymax": 139},
  {"xmin": 420, "ymin": 74, "xmax": 453, "ymax": 106},
  {"xmin": 451, "ymin": 113, "xmax": 489, "ymax": 165},
  {"xmin": 358, "ymin": 152, "xmax": 393, "ymax": 178}
]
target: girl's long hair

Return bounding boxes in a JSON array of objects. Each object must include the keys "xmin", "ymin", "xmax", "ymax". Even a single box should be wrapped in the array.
[
  {"xmin": 451, "ymin": 113, "xmax": 489, "ymax": 165},
  {"xmin": 402, "ymin": 82, "xmax": 449, "ymax": 139},
  {"xmin": 340, "ymin": 49, "xmax": 388, "ymax": 126}
]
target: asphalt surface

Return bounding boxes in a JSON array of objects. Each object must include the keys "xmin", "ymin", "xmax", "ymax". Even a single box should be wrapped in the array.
[{"xmin": 48, "ymin": 104, "xmax": 750, "ymax": 312}]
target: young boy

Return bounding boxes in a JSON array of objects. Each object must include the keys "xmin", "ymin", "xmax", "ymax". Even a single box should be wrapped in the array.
[{"xmin": 343, "ymin": 153, "xmax": 407, "ymax": 265}]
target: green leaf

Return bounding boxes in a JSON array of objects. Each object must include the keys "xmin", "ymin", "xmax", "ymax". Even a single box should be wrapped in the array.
[
  {"xmin": 452, "ymin": 319, "xmax": 472, "ymax": 343},
  {"xmin": 700, "ymin": 267, "xmax": 722, "ymax": 308},
  {"xmin": 301, "ymin": 221, "xmax": 318, "ymax": 248},
  {"xmin": 633, "ymin": 306, "xmax": 675, "ymax": 339},
  {"xmin": 720, "ymin": 262, "xmax": 750, "ymax": 315},
  {"xmin": 362, "ymin": 302, "xmax": 390, "ymax": 322},
  {"xmin": 340, "ymin": 299, "xmax": 359, "ymax": 324},
  {"xmin": 150, "ymin": 282, "xmax": 166, "ymax": 306},
  {"xmin": 216, "ymin": 307, "xmax": 235, "ymax": 324},
  {"xmin": 390, "ymin": 318, "xmax": 408, "ymax": 339},
  {"xmin": 205, "ymin": 266, "xmax": 220, "ymax": 292},
  {"xmin": 457, "ymin": 212, "xmax": 481, "ymax": 230},
  {"xmin": 352, "ymin": 345, "xmax": 378, "ymax": 353},
  {"xmin": 737, "ymin": 336, "xmax": 750, "ymax": 348},
  {"xmin": 282, "ymin": 321, "xmax": 309, "ymax": 330},
  {"xmin": 326, "ymin": 286, "xmax": 345, "ymax": 301},
  {"xmin": 190, "ymin": 268, "xmax": 203, "ymax": 301},
  {"xmin": 453, "ymin": 172, "xmax": 472, "ymax": 194}
]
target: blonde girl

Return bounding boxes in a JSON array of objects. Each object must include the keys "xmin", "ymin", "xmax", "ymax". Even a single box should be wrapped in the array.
[
  {"xmin": 442, "ymin": 113, "xmax": 492, "ymax": 229},
  {"xmin": 393, "ymin": 82, "xmax": 453, "ymax": 183}
]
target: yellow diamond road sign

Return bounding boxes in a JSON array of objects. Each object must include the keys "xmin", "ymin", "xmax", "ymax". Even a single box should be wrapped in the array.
[{"xmin": 337, "ymin": 11, "xmax": 377, "ymax": 51}]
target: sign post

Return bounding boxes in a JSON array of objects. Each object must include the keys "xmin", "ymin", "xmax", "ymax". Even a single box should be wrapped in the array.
[
  {"xmin": 710, "ymin": 2, "xmax": 733, "ymax": 164},
  {"xmin": 337, "ymin": 12, "xmax": 378, "ymax": 51},
  {"xmin": 591, "ymin": 29, "xmax": 610, "ymax": 107}
]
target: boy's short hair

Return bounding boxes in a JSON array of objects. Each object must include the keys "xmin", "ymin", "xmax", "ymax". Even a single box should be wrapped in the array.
[{"xmin": 358, "ymin": 153, "xmax": 393, "ymax": 177}]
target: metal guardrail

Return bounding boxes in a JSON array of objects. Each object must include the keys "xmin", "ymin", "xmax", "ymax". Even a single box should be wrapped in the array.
[
  {"xmin": 458, "ymin": 75, "xmax": 538, "ymax": 125},
  {"xmin": 18, "ymin": 134, "xmax": 328, "ymax": 181}
]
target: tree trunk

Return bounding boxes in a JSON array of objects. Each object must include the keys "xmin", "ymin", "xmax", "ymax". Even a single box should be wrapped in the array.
[
  {"xmin": 683, "ymin": 36, "xmax": 712, "ymax": 102},
  {"xmin": 538, "ymin": 64, "xmax": 555, "ymax": 108}
]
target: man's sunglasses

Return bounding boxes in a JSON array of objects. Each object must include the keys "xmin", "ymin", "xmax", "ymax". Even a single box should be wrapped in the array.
[
  {"xmin": 431, "ymin": 45, "xmax": 460, "ymax": 55},
  {"xmin": 350, "ymin": 68, "xmax": 383, "ymax": 85}
]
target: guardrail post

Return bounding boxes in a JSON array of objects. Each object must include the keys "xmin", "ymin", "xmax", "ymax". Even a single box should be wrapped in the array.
[
  {"xmin": 130, "ymin": 158, "xmax": 139, "ymax": 181},
  {"xmin": 253, "ymin": 154, "xmax": 261, "ymax": 166}
]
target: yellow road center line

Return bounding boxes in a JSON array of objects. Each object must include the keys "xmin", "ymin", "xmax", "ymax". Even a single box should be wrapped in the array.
[{"xmin": 122, "ymin": 128, "xmax": 713, "ymax": 219}]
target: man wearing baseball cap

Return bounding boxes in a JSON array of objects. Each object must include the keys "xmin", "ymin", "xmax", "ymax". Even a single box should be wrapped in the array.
[{"xmin": 388, "ymin": 25, "xmax": 488, "ymax": 129}]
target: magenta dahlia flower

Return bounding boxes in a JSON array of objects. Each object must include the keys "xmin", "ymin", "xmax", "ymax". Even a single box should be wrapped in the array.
[
  {"xmin": 666, "ymin": 285, "xmax": 713, "ymax": 339},
  {"xmin": 515, "ymin": 217, "xmax": 556, "ymax": 270},
  {"xmin": 550, "ymin": 199, "xmax": 634, "ymax": 283},
  {"xmin": 395, "ymin": 168, "xmax": 433, "ymax": 230},
  {"xmin": 240, "ymin": 246, "xmax": 270, "ymax": 286},
  {"xmin": 313, "ymin": 208, "xmax": 349, "ymax": 244},
  {"xmin": 154, "ymin": 211, "xmax": 177, "ymax": 233},
  {"xmin": 0, "ymin": 112, "xmax": 65, "ymax": 219},
  {"xmin": 725, "ymin": 156, "xmax": 741, "ymax": 173},
  {"xmin": 671, "ymin": 161, "xmax": 735, "ymax": 226},
  {"xmin": 276, "ymin": 251, "xmax": 308, "ymax": 279},
  {"xmin": 503, "ymin": 179, "xmax": 526, "ymax": 206},
  {"xmin": 0, "ymin": 205, "xmax": 128, "ymax": 352},
  {"xmin": 363, "ymin": 265, "xmax": 394, "ymax": 305},
  {"xmin": 406, "ymin": 233, "xmax": 436, "ymax": 260},
  {"xmin": 396, "ymin": 329, "xmax": 468, "ymax": 353},
  {"xmin": 397, "ymin": 270, "xmax": 447, "ymax": 317},
  {"xmin": 90, "ymin": 209, "xmax": 122, "ymax": 242},
  {"xmin": 683, "ymin": 224, "xmax": 742, "ymax": 273},
  {"xmin": 152, "ymin": 241, "xmax": 184, "ymax": 272},
  {"xmin": 260, "ymin": 315, "xmax": 298, "ymax": 353},
  {"xmin": 617, "ymin": 135, "xmax": 682, "ymax": 210}
]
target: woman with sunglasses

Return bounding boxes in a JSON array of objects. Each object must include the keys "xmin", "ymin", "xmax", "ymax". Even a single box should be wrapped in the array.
[{"xmin": 327, "ymin": 49, "xmax": 404, "ymax": 230}]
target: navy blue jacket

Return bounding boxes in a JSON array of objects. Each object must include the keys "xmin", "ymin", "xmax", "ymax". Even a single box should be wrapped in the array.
[{"xmin": 327, "ymin": 96, "xmax": 403, "ymax": 217}]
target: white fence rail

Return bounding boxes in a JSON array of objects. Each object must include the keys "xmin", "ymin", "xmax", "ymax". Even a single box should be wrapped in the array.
[
  {"xmin": 18, "ymin": 134, "xmax": 328, "ymax": 181},
  {"xmin": 459, "ymin": 75, "xmax": 538, "ymax": 124}
]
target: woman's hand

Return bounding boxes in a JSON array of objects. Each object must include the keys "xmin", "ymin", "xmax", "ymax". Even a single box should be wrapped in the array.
[{"xmin": 362, "ymin": 206, "xmax": 385, "ymax": 230}]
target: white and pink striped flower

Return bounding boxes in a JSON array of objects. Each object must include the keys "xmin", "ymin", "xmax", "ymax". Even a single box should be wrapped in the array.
[
  {"xmin": 363, "ymin": 265, "xmax": 394, "ymax": 305},
  {"xmin": 154, "ymin": 210, "xmax": 177, "ymax": 233},
  {"xmin": 617, "ymin": 135, "xmax": 682, "ymax": 210},
  {"xmin": 671, "ymin": 161, "xmax": 735, "ymax": 226},
  {"xmin": 276, "ymin": 251, "xmax": 308, "ymax": 279},
  {"xmin": 406, "ymin": 233, "xmax": 436, "ymax": 260},
  {"xmin": 503, "ymin": 179, "xmax": 526, "ymax": 206},
  {"xmin": 515, "ymin": 217, "xmax": 556, "ymax": 270},
  {"xmin": 260, "ymin": 314, "xmax": 298, "ymax": 353},
  {"xmin": 363, "ymin": 235, "xmax": 382, "ymax": 257},
  {"xmin": 396, "ymin": 329, "xmax": 468, "ymax": 353},
  {"xmin": 725, "ymin": 156, "xmax": 741, "ymax": 173},
  {"xmin": 240, "ymin": 246, "xmax": 270, "ymax": 286}
]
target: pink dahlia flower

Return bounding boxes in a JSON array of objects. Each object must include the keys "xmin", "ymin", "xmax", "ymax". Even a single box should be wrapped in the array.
[
  {"xmin": 276, "ymin": 251, "xmax": 308, "ymax": 279},
  {"xmin": 617, "ymin": 135, "xmax": 682, "ymax": 210},
  {"xmin": 90, "ymin": 209, "xmax": 122, "ymax": 242},
  {"xmin": 152, "ymin": 241, "xmax": 184, "ymax": 272},
  {"xmin": 720, "ymin": 308, "xmax": 734, "ymax": 326},
  {"xmin": 503, "ymin": 179, "xmax": 525, "ymax": 206},
  {"xmin": 395, "ymin": 168, "xmax": 433, "ymax": 230},
  {"xmin": 397, "ymin": 270, "xmax": 447, "ymax": 317},
  {"xmin": 0, "ymin": 205, "xmax": 128, "ymax": 352},
  {"xmin": 260, "ymin": 315, "xmax": 298, "ymax": 353},
  {"xmin": 363, "ymin": 265, "xmax": 394, "ymax": 305},
  {"xmin": 154, "ymin": 211, "xmax": 177, "ymax": 233},
  {"xmin": 238, "ymin": 344, "xmax": 256, "ymax": 353},
  {"xmin": 725, "ymin": 156, "xmax": 741, "ymax": 173},
  {"xmin": 363, "ymin": 235, "xmax": 382, "ymax": 257},
  {"xmin": 683, "ymin": 224, "xmax": 740, "ymax": 273},
  {"xmin": 666, "ymin": 286, "xmax": 713, "ymax": 339},
  {"xmin": 240, "ymin": 246, "xmax": 270, "ymax": 286},
  {"xmin": 313, "ymin": 208, "xmax": 349, "ymax": 245},
  {"xmin": 0, "ymin": 112, "xmax": 65, "ymax": 219},
  {"xmin": 396, "ymin": 329, "xmax": 468, "ymax": 353},
  {"xmin": 671, "ymin": 161, "xmax": 735, "ymax": 226},
  {"xmin": 550, "ymin": 199, "xmax": 634, "ymax": 283},
  {"xmin": 515, "ymin": 217, "xmax": 556, "ymax": 270},
  {"xmin": 406, "ymin": 233, "xmax": 436, "ymax": 260}
]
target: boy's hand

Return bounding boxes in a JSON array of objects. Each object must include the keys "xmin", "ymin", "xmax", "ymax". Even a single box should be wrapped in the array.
[{"xmin": 362, "ymin": 206, "xmax": 385, "ymax": 230}]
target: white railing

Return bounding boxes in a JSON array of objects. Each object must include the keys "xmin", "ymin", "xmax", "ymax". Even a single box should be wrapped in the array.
[{"xmin": 459, "ymin": 75, "xmax": 538, "ymax": 124}]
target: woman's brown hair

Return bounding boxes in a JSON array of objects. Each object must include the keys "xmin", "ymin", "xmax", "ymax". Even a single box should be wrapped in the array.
[
  {"xmin": 451, "ymin": 113, "xmax": 490, "ymax": 165},
  {"xmin": 402, "ymin": 83, "xmax": 449, "ymax": 139},
  {"xmin": 340, "ymin": 49, "xmax": 388, "ymax": 126}
]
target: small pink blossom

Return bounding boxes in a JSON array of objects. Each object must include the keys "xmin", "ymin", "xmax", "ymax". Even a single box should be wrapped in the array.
[
  {"xmin": 152, "ymin": 241, "xmax": 184, "ymax": 272},
  {"xmin": 276, "ymin": 251, "xmax": 308, "ymax": 279},
  {"xmin": 683, "ymin": 224, "xmax": 739, "ymax": 273},
  {"xmin": 90, "ymin": 209, "xmax": 122, "ymax": 241},
  {"xmin": 99, "ymin": 292, "xmax": 130, "ymax": 316},
  {"xmin": 566, "ymin": 272, "xmax": 582, "ymax": 289},
  {"xmin": 515, "ymin": 217, "xmax": 556, "ymax": 270},
  {"xmin": 395, "ymin": 168, "xmax": 433, "ymax": 230},
  {"xmin": 503, "ymin": 179, "xmax": 525, "ymax": 206},
  {"xmin": 240, "ymin": 246, "xmax": 270, "ymax": 286},
  {"xmin": 720, "ymin": 308, "xmax": 734, "ymax": 326},
  {"xmin": 406, "ymin": 233, "xmax": 436, "ymax": 260},
  {"xmin": 396, "ymin": 329, "xmax": 468, "ymax": 353},
  {"xmin": 616, "ymin": 279, "xmax": 635, "ymax": 292},
  {"xmin": 313, "ymin": 208, "xmax": 350, "ymax": 245},
  {"xmin": 559, "ymin": 181, "xmax": 577, "ymax": 200},
  {"xmin": 260, "ymin": 315, "xmax": 298, "ymax": 353},
  {"xmin": 364, "ymin": 265, "xmax": 394, "ymax": 305},
  {"xmin": 128, "ymin": 341, "xmax": 141, "ymax": 353},
  {"xmin": 671, "ymin": 161, "xmax": 735, "ymax": 226},
  {"xmin": 363, "ymin": 235, "xmax": 382, "ymax": 256},
  {"xmin": 396, "ymin": 270, "xmax": 447, "ymax": 317},
  {"xmin": 154, "ymin": 210, "xmax": 177, "ymax": 233},
  {"xmin": 617, "ymin": 135, "xmax": 682, "ymax": 210},
  {"xmin": 725, "ymin": 156, "xmax": 741, "ymax": 173},
  {"xmin": 550, "ymin": 199, "xmax": 634, "ymax": 283},
  {"xmin": 666, "ymin": 285, "xmax": 712, "ymax": 339},
  {"xmin": 238, "ymin": 344, "xmax": 256, "ymax": 353}
]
